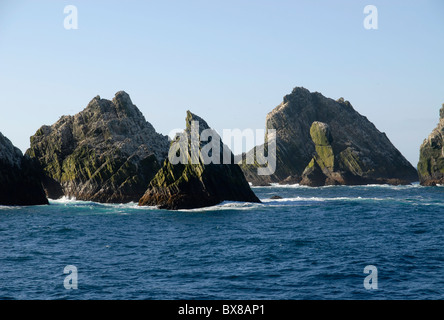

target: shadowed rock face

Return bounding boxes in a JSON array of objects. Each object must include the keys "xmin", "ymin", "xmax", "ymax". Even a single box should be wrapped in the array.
[
  {"xmin": 0, "ymin": 132, "xmax": 48, "ymax": 206},
  {"xmin": 241, "ymin": 87, "xmax": 418, "ymax": 186},
  {"xmin": 139, "ymin": 111, "xmax": 260, "ymax": 210},
  {"xmin": 26, "ymin": 91, "xmax": 169, "ymax": 203},
  {"xmin": 418, "ymin": 104, "xmax": 444, "ymax": 186}
]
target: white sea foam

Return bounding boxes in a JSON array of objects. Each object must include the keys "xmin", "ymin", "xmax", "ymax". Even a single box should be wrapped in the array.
[
  {"xmin": 177, "ymin": 201, "xmax": 264, "ymax": 212},
  {"xmin": 50, "ymin": 196, "xmax": 80, "ymax": 204},
  {"xmin": 253, "ymin": 182, "xmax": 424, "ymax": 189},
  {"xmin": 252, "ymin": 183, "xmax": 308, "ymax": 189},
  {"xmin": 0, "ymin": 205, "xmax": 18, "ymax": 210},
  {"xmin": 49, "ymin": 197, "xmax": 160, "ymax": 212},
  {"xmin": 261, "ymin": 196, "xmax": 388, "ymax": 203},
  {"xmin": 360, "ymin": 183, "xmax": 423, "ymax": 189}
]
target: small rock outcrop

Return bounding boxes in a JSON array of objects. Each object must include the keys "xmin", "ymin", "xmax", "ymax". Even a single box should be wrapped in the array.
[
  {"xmin": 139, "ymin": 111, "xmax": 260, "ymax": 210},
  {"xmin": 300, "ymin": 122, "xmax": 372, "ymax": 186},
  {"xmin": 0, "ymin": 132, "xmax": 48, "ymax": 206},
  {"xmin": 26, "ymin": 91, "xmax": 169, "ymax": 203},
  {"xmin": 241, "ymin": 87, "xmax": 418, "ymax": 186},
  {"xmin": 418, "ymin": 104, "xmax": 444, "ymax": 186}
]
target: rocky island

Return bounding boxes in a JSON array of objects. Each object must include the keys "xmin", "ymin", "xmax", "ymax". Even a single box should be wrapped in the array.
[
  {"xmin": 241, "ymin": 87, "xmax": 418, "ymax": 186},
  {"xmin": 26, "ymin": 91, "xmax": 170, "ymax": 203},
  {"xmin": 139, "ymin": 111, "xmax": 260, "ymax": 210},
  {"xmin": 0, "ymin": 132, "xmax": 48, "ymax": 206},
  {"xmin": 418, "ymin": 104, "xmax": 444, "ymax": 186}
]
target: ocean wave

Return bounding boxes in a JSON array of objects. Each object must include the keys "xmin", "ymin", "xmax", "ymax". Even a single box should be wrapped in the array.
[
  {"xmin": 252, "ymin": 183, "xmax": 310, "ymax": 189},
  {"xmin": 49, "ymin": 197, "xmax": 157, "ymax": 211},
  {"xmin": 50, "ymin": 196, "xmax": 84, "ymax": 204},
  {"xmin": 0, "ymin": 205, "xmax": 18, "ymax": 210},
  {"xmin": 261, "ymin": 196, "xmax": 388, "ymax": 203},
  {"xmin": 252, "ymin": 183, "xmax": 425, "ymax": 190},
  {"xmin": 360, "ymin": 183, "xmax": 423, "ymax": 189},
  {"xmin": 177, "ymin": 201, "xmax": 264, "ymax": 212},
  {"xmin": 260, "ymin": 196, "xmax": 444, "ymax": 207}
]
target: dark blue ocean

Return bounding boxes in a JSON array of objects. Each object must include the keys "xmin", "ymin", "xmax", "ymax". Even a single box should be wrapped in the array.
[{"xmin": 0, "ymin": 184, "xmax": 443, "ymax": 300}]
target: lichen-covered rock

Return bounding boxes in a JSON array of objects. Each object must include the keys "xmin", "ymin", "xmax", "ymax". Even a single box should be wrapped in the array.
[
  {"xmin": 300, "ymin": 122, "xmax": 373, "ymax": 186},
  {"xmin": 26, "ymin": 91, "xmax": 169, "ymax": 203},
  {"xmin": 241, "ymin": 87, "xmax": 418, "ymax": 186},
  {"xmin": 309, "ymin": 121, "xmax": 335, "ymax": 172},
  {"xmin": 139, "ymin": 111, "xmax": 260, "ymax": 210},
  {"xmin": 418, "ymin": 104, "xmax": 444, "ymax": 186},
  {"xmin": 0, "ymin": 132, "xmax": 48, "ymax": 206}
]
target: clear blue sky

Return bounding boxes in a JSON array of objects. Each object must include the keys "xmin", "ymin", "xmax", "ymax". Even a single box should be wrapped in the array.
[{"xmin": 0, "ymin": 0, "xmax": 443, "ymax": 166}]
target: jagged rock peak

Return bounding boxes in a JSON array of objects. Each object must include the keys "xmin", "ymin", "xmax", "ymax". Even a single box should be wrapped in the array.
[
  {"xmin": 26, "ymin": 92, "xmax": 169, "ymax": 203},
  {"xmin": 0, "ymin": 132, "xmax": 23, "ymax": 168},
  {"xmin": 240, "ymin": 86, "xmax": 418, "ymax": 186},
  {"xmin": 83, "ymin": 90, "xmax": 145, "ymax": 121},
  {"xmin": 185, "ymin": 110, "xmax": 211, "ymax": 134},
  {"xmin": 139, "ymin": 111, "xmax": 260, "ymax": 210}
]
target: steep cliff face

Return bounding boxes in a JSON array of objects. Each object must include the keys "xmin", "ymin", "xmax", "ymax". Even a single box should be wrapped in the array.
[
  {"xmin": 26, "ymin": 91, "xmax": 169, "ymax": 203},
  {"xmin": 0, "ymin": 132, "xmax": 48, "ymax": 206},
  {"xmin": 139, "ymin": 111, "xmax": 260, "ymax": 210},
  {"xmin": 418, "ymin": 104, "xmax": 444, "ymax": 186},
  {"xmin": 241, "ymin": 87, "xmax": 418, "ymax": 186}
]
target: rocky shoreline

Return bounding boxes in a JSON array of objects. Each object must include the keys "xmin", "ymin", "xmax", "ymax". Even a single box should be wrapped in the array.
[{"xmin": 2, "ymin": 88, "xmax": 442, "ymax": 208}]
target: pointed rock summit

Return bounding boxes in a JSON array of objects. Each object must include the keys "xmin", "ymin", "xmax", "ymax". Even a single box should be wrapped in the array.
[
  {"xmin": 418, "ymin": 104, "xmax": 444, "ymax": 186},
  {"xmin": 139, "ymin": 111, "xmax": 260, "ymax": 210},
  {"xmin": 241, "ymin": 87, "xmax": 418, "ymax": 186},
  {"xmin": 0, "ymin": 132, "xmax": 48, "ymax": 206},
  {"xmin": 26, "ymin": 91, "xmax": 170, "ymax": 203}
]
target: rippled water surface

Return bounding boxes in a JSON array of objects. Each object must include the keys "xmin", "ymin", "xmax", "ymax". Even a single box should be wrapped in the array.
[{"xmin": 0, "ymin": 184, "xmax": 443, "ymax": 299}]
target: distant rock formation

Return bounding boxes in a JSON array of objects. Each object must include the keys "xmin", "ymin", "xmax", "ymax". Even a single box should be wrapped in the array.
[
  {"xmin": 139, "ymin": 111, "xmax": 260, "ymax": 210},
  {"xmin": 418, "ymin": 104, "xmax": 444, "ymax": 186},
  {"xmin": 241, "ymin": 87, "xmax": 418, "ymax": 186},
  {"xmin": 26, "ymin": 91, "xmax": 169, "ymax": 203},
  {"xmin": 0, "ymin": 132, "xmax": 48, "ymax": 206}
]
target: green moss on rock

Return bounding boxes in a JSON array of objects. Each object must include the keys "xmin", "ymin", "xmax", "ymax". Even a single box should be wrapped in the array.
[
  {"xmin": 418, "ymin": 104, "xmax": 444, "ymax": 185},
  {"xmin": 310, "ymin": 121, "xmax": 332, "ymax": 146},
  {"xmin": 25, "ymin": 91, "xmax": 169, "ymax": 202},
  {"xmin": 139, "ymin": 111, "xmax": 260, "ymax": 210},
  {"xmin": 338, "ymin": 147, "xmax": 364, "ymax": 176},
  {"xmin": 309, "ymin": 122, "xmax": 335, "ymax": 172}
]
